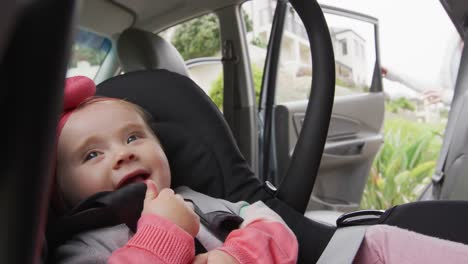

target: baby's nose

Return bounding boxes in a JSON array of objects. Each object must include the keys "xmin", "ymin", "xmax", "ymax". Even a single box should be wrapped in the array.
[{"xmin": 113, "ymin": 152, "xmax": 136, "ymax": 170}]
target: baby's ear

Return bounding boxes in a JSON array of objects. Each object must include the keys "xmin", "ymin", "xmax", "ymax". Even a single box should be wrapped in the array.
[{"xmin": 63, "ymin": 76, "xmax": 96, "ymax": 111}]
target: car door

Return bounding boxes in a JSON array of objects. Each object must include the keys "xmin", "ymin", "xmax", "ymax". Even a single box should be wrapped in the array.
[{"xmin": 250, "ymin": 2, "xmax": 384, "ymax": 214}]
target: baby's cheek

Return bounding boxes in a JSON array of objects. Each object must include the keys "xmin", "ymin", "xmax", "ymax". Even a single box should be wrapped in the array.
[
  {"xmin": 160, "ymin": 162, "xmax": 171, "ymax": 189},
  {"xmin": 154, "ymin": 150, "xmax": 171, "ymax": 189},
  {"xmin": 70, "ymin": 174, "xmax": 108, "ymax": 204},
  {"xmin": 57, "ymin": 173, "xmax": 78, "ymax": 205}
]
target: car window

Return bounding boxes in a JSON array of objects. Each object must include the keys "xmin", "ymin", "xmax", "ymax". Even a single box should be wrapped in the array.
[
  {"xmin": 242, "ymin": 1, "xmax": 268, "ymax": 107},
  {"xmin": 67, "ymin": 28, "xmax": 112, "ymax": 79},
  {"xmin": 159, "ymin": 14, "xmax": 224, "ymax": 110},
  {"xmin": 326, "ymin": 13, "xmax": 376, "ymax": 97},
  {"xmin": 242, "ymin": 1, "xmax": 377, "ymax": 104}
]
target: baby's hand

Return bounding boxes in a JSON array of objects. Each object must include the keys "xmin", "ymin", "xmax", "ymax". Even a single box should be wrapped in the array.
[
  {"xmin": 192, "ymin": 250, "xmax": 239, "ymax": 264},
  {"xmin": 142, "ymin": 180, "xmax": 200, "ymax": 237}
]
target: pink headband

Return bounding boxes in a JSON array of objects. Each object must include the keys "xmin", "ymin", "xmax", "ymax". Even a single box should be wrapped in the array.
[
  {"xmin": 52, "ymin": 76, "xmax": 96, "ymax": 212},
  {"xmin": 57, "ymin": 76, "xmax": 97, "ymax": 137}
]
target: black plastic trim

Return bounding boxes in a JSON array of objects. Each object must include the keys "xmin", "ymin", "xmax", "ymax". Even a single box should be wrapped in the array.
[
  {"xmin": 276, "ymin": 0, "xmax": 335, "ymax": 213},
  {"xmin": 258, "ymin": 0, "xmax": 288, "ymax": 182},
  {"xmin": 1, "ymin": 0, "xmax": 77, "ymax": 263}
]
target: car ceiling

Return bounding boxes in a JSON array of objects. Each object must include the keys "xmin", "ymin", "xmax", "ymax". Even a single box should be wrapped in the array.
[
  {"xmin": 78, "ymin": 0, "xmax": 244, "ymax": 37},
  {"xmin": 441, "ymin": 0, "xmax": 468, "ymax": 38}
]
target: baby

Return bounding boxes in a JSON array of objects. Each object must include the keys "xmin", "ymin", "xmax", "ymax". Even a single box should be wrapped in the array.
[{"xmin": 51, "ymin": 76, "xmax": 298, "ymax": 263}]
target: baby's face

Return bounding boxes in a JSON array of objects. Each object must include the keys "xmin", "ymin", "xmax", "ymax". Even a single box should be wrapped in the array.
[{"xmin": 56, "ymin": 100, "xmax": 170, "ymax": 207}]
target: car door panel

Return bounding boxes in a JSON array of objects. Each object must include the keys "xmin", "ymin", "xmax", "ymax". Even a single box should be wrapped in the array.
[{"xmin": 275, "ymin": 92, "xmax": 384, "ymax": 212}]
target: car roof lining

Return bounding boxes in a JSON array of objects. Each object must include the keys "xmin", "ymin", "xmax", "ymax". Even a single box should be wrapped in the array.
[
  {"xmin": 78, "ymin": 0, "xmax": 245, "ymax": 37},
  {"xmin": 78, "ymin": 0, "xmax": 135, "ymax": 36}
]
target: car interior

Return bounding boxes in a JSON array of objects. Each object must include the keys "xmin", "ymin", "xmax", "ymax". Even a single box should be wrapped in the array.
[{"xmin": 2, "ymin": 0, "xmax": 468, "ymax": 263}]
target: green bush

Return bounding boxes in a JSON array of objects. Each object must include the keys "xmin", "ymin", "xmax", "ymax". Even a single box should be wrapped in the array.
[
  {"xmin": 386, "ymin": 97, "xmax": 416, "ymax": 113},
  {"xmin": 209, "ymin": 64, "xmax": 263, "ymax": 109},
  {"xmin": 171, "ymin": 14, "xmax": 221, "ymax": 61},
  {"xmin": 360, "ymin": 118, "xmax": 442, "ymax": 209},
  {"xmin": 335, "ymin": 78, "xmax": 353, "ymax": 88},
  {"xmin": 210, "ymin": 74, "xmax": 224, "ymax": 110},
  {"xmin": 243, "ymin": 9, "xmax": 253, "ymax": 32},
  {"xmin": 251, "ymin": 36, "xmax": 267, "ymax": 48}
]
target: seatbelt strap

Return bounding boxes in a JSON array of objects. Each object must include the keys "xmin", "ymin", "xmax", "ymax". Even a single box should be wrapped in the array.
[
  {"xmin": 431, "ymin": 31, "xmax": 468, "ymax": 198},
  {"xmin": 317, "ymin": 225, "xmax": 369, "ymax": 264},
  {"xmin": 431, "ymin": 111, "xmax": 455, "ymax": 193},
  {"xmin": 431, "ymin": 96, "xmax": 463, "ymax": 188},
  {"xmin": 222, "ymin": 40, "xmax": 238, "ymax": 131}
]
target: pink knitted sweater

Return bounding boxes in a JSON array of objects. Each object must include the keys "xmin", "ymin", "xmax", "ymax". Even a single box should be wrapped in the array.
[{"xmin": 109, "ymin": 201, "xmax": 298, "ymax": 264}]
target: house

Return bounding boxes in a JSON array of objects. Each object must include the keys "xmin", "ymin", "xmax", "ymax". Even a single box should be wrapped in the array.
[
  {"xmin": 246, "ymin": 0, "xmax": 368, "ymax": 90},
  {"xmin": 331, "ymin": 28, "xmax": 367, "ymax": 88}
]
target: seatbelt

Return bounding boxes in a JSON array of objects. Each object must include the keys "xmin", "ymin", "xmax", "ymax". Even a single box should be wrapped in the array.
[
  {"xmin": 315, "ymin": 209, "xmax": 383, "ymax": 263},
  {"xmin": 431, "ymin": 97, "xmax": 466, "ymax": 197},
  {"xmin": 317, "ymin": 225, "xmax": 369, "ymax": 264},
  {"xmin": 222, "ymin": 39, "xmax": 238, "ymax": 132},
  {"xmin": 431, "ymin": 31, "xmax": 468, "ymax": 198}
]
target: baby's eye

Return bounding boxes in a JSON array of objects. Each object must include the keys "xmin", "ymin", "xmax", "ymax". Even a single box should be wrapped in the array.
[
  {"xmin": 84, "ymin": 151, "xmax": 100, "ymax": 161},
  {"xmin": 127, "ymin": 134, "xmax": 139, "ymax": 144}
]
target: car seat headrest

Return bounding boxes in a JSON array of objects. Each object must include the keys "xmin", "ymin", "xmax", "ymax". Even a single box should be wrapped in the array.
[{"xmin": 117, "ymin": 28, "xmax": 189, "ymax": 76}]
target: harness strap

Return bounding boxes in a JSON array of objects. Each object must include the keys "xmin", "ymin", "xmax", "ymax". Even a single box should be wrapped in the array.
[
  {"xmin": 175, "ymin": 186, "xmax": 246, "ymax": 243},
  {"xmin": 48, "ymin": 184, "xmax": 246, "ymax": 256},
  {"xmin": 317, "ymin": 225, "xmax": 369, "ymax": 264}
]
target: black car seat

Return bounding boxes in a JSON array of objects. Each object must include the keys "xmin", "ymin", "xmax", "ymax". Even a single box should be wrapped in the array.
[
  {"xmin": 95, "ymin": 28, "xmax": 336, "ymax": 263},
  {"xmin": 317, "ymin": 199, "xmax": 468, "ymax": 262}
]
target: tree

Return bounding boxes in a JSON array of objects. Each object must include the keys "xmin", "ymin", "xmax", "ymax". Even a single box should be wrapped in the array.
[
  {"xmin": 171, "ymin": 14, "xmax": 221, "ymax": 61},
  {"xmin": 171, "ymin": 12, "xmax": 253, "ymax": 61},
  {"xmin": 243, "ymin": 9, "xmax": 253, "ymax": 32}
]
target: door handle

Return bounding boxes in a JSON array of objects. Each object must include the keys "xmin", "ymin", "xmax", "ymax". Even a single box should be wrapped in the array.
[{"xmin": 324, "ymin": 141, "xmax": 365, "ymax": 156}]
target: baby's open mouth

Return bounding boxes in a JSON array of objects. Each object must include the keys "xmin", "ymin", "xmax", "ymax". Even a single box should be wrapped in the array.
[{"xmin": 117, "ymin": 171, "xmax": 150, "ymax": 189}]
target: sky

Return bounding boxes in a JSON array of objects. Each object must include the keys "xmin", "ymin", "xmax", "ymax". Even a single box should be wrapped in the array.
[{"xmin": 318, "ymin": 0, "xmax": 457, "ymax": 89}]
